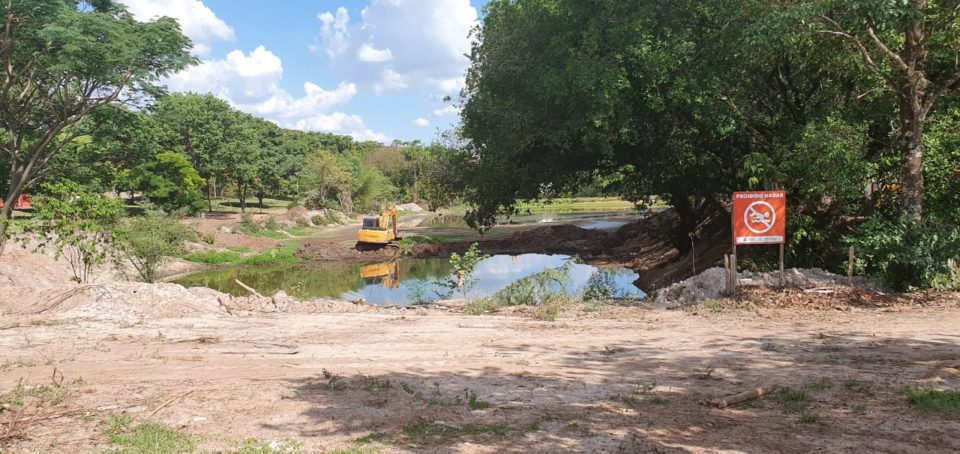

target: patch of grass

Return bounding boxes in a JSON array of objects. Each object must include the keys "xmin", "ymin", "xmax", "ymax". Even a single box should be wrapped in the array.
[
  {"xmin": 29, "ymin": 319, "xmax": 64, "ymax": 326},
  {"xmin": 798, "ymin": 408, "xmax": 821, "ymax": 424},
  {"xmin": 905, "ymin": 388, "xmax": 960, "ymax": 414},
  {"xmin": 359, "ymin": 375, "xmax": 392, "ymax": 392},
  {"xmin": 399, "ymin": 420, "xmax": 510, "ymax": 446},
  {"xmin": 848, "ymin": 402, "xmax": 867, "ymax": 414},
  {"xmin": 841, "ymin": 379, "xmax": 871, "ymax": 394},
  {"xmin": 201, "ymin": 233, "xmax": 217, "ymax": 245},
  {"xmin": 0, "ymin": 359, "xmax": 37, "ymax": 371},
  {"xmin": 28, "ymin": 384, "xmax": 68, "ymax": 405},
  {"xmin": 464, "ymin": 390, "xmax": 493, "ymax": 410},
  {"xmin": 105, "ymin": 418, "xmax": 196, "ymax": 454},
  {"xmin": 534, "ymin": 298, "xmax": 567, "ymax": 321},
  {"xmin": 805, "ymin": 378, "xmax": 833, "ymax": 391},
  {"xmin": 700, "ymin": 299, "xmax": 725, "ymax": 313},
  {"xmin": 322, "ymin": 369, "xmax": 347, "ymax": 391},
  {"xmin": 778, "ymin": 387, "xmax": 814, "ymax": 414},
  {"xmin": 241, "ymin": 244, "xmax": 300, "ymax": 266},
  {"xmin": 463, "ymin": 298, "xmax": 504, "ymax": 315},
  {"xmin": 228, "ymin": 437, "xmax": 302, "ymax": 454},
  {"xmin": 182, "ymin": 250, "xmax": 243, "ymax": 265},
  {"xmin": 619, "ymin": 382, "xmax": 669, "ymax": 406},
  {"xmin": 228, "ymin": 245, "xmax": 252, "ymax": 253}
]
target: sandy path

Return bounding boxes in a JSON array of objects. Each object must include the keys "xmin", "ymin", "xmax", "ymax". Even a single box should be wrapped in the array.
[{"xmin": 2, "ymin": 306, "xmax": 959, "ymax": 453}]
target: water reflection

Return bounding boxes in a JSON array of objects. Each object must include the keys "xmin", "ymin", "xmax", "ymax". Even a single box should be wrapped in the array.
[{"xmin": 176, "ymin": 254, "xmax": 644, "ymax": 306}]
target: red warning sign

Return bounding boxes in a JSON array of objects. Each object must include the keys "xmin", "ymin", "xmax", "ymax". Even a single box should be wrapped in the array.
[{"xmin": 733, "ymin": 191, "xmax": 786, "ymax": 245}]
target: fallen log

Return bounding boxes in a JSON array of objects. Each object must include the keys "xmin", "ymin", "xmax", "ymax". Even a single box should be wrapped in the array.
[
  {"xmin": 711, "ymin": 384, "xmax": 779, "ymax": 409},
  {"xmin": 234, "ymin": 279, "xmax": 264, "ymax": 298}
]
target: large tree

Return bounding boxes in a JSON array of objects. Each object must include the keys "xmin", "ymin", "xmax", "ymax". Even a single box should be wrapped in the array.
[
  {"xmin": 811, "ymin": 0, "xmax": 960, "ymax": 220},
  {"xmin": 0, "ymin": 0, "xmax": 194, "ymax": 245}
]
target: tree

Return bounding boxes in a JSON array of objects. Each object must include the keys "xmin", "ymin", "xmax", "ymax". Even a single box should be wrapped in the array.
[
  {"xmin": 810, "ymin": 0, "xmax": 960, "ymax": 220},
  {"xmin": 115, "ymin": 209, "xmax": 192, "ymax": 283},
  {"xmin": 124, "ymin": 152, "xmax": 206, "ymax": 214},
  {"xmin": 219, "ymin": 112, "xmax": 262, "ymax": 212},
  {"xmin": 0, "ymin": 0, "xmax": 194, "ymax": 246},
  {"xmin": 30, "ymin": 181, "xmax": 125, "ymax": 283},
  {"xmin": 304, "ymin": 151, "xmax": 350, "ymax": 209},
  {"xmin": 152, "ymin": 93, "xmax": 232, "ymax": 211}
]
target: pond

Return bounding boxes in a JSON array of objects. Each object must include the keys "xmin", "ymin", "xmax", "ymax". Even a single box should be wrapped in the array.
[{"xmin": 175, "ymin": 254, "xmax": 645, "ymax": 307}]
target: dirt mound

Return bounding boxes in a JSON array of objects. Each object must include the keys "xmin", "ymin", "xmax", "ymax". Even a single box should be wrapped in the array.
[
  {"xmin": 713, "ymin": 286, "xmax": 908, "ymax": 311},
  {"xmin": 395, "ymin": 202, "xmax": 424, "ymax": 212},
  {"xmin": 654, "ymin": 267, "xmax": 884, "ymax": 309},
  {"xmin": 294, "ymin": 242, "xmax": 398, "ymax": 261}
]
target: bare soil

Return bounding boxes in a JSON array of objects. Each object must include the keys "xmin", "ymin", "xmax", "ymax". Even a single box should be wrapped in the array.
[{"xmin": 2, "ymin": 295, "xmax": 959, "ymax": 453}]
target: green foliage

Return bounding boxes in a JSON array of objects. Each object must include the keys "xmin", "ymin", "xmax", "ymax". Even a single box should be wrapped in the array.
[
  {"xmin": 240, "ymin": 244, "xmax": 301, "ymax": 266},
  {"xmin": 124, "ymin": 152, "xmax": 206, "ymax": 214},
  {"xmin": 30, "ymin": 182, "xmax": 125, "ymax": 283},
  {"xmin": 493, "ymin": 263, "xmax": 573, "ymax": 308},
  {"xmin": 105, "ymin": 418, "xmax": 196, "ymax": 454},
  {"xmin": 0, "ymin": 0, "xmax": 194, "ymax": 239},
  {"xmin": 228, "ymin": 437, "xmax": 302, "ymax": 454},
  {"xmin": 438, "ymin": 243, "xmax": 489, "ymax": 298},
  {"xmin": 905, "ymin": 388, "xmax": 960, "ymax": 414},
  {"xmin": 114, "ymin": 210, "xmax": 193, "ymax": 283},
  {"xmin": 847, "ymin": 216, "xmax": 960, "ymax": 291},
  {"xmin": 201, "ymin": 233, "xmax": 217, "ymax": 245},
  {"xmin": 182, "ymin": 250, "xmax": 244, "ymax": 265}
]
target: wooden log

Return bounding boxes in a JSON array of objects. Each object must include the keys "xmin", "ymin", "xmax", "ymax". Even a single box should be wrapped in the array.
[
  {"xmin": 711, "ymin": 384, "xmax": 779, "ymax": 409},
  {"xmin": 234, "ymin": 279, "xmax": 264, "ymax": 298}
]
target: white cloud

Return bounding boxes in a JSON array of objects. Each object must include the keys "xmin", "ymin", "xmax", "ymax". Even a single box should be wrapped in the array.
[
  {"xmin": 413, "ymin": 117, "xmax": 430, "ymax": 127},
  {"xmin": 357, "ymin": 44, "xmax": 394, "ymax": 63},
  {"xmin": 316, "ymin": 0, "xmax": 478, "ymax": 94},
  {"xmin": 374, "ymin": 69, "xmax": 408, "ymax": 94},
  {"xmin": 433, "ymin": 105, "xmax": 460, "ymax": 117},
  {"xmin": 166, "ymin": 45, "xmax": 390, "ymax": 143},
  {"xmin": 119, "ymin": 0, "xmax": 234, "ymax": 56}
]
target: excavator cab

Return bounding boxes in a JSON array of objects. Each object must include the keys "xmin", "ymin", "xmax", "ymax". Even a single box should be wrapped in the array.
[{"xmin": 357, "ymin": 206, "xmax": 400, "ymax": 248}]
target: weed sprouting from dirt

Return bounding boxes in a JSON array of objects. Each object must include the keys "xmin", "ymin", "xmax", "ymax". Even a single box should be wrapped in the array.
[
  {"xmin": 848, "ymin": 402, "xmax": 867, "ymax": 414},
  {"xmin": 322, "ymin": 369, "xmax": 347, "ymax": 391},
  {"xmin": 359, "ymin": 375, "xmax": 392, "ymax": 392},
  {"xmin": 798, "ymin": 408, "xmax": 822, "ymax": 424},
  {"xmin": 464, "ymin": 390, "xmax": 492, "ymax": 410},
  {"xmin": 805, "ymin": 378, "xmax": 832, "ymax": 391},
  {"xmin": 778, "ymin": 387, "xmax": 815, "ymax": 416},
  {"xmin": 619, "ymin": 382, "xmax": 669, "ymax": 406},
  {"xmin": 700, "ymin": 299, "xmax": 725, "ymax": 313},
  {"xmin": 231, "ymin": 436, "xmax": 303, "ymax": 454},
  {"xmin": 905, "ymin": 388, "xmax": 960, "ymax": 414},
  {"xmin": 105, "ymin": 416, "xmax": 196, "ymax": 454}
]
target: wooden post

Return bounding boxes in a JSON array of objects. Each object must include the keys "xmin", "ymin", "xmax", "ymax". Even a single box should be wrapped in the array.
[
  {"xmin": 847, "ymin": 246, "xmax": 855, "ymax": 287},
  {"xmin": 779, "ymin": 243, "xmax": 785, "ymax": 288},
  {"xmin": 730, "ymin": 207, "xmax": 737, "ymax": 295}
]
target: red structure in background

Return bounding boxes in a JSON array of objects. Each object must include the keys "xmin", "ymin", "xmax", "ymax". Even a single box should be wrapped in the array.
[{"xmin": 0, "ymin": 194, "xmax": 32, "ymax": 209}]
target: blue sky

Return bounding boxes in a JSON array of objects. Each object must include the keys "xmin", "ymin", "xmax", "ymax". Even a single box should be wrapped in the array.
[{"xmin": 119, "ymin": 0, "xmax": 491, "ymax": 143}]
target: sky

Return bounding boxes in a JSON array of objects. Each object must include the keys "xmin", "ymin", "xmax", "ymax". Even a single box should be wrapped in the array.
[{"xmin": 117, "ymin": 0, "xmax": 491, "ymax": 144}]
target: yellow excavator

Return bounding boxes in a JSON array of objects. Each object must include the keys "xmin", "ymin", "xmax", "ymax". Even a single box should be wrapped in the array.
[{"xmin": 357, "ymin": 206, "xmax": 400, "ymax": 249}]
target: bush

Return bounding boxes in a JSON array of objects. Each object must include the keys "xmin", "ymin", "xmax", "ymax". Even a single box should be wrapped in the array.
[
  {"xmin": 30, "ymin": 182, "xmax": 125, "ymax": 283},
  {"xmin": 264, "ymin": 215, "xmax": 280, "ymax": 231},
  {"xmin": 115, "ymin": 210, "xmax": 193, "ymax": 283},
  {"xmin": 201, "ymin": 233, "xmax": 217, "ymax": 245},
  {"xmin": 847, "ymin": 216, "xmax": 960, "ymax": 291},
  {"xmin": 237, "ymin": 212, "xmax": 260, "ymax": 233}
]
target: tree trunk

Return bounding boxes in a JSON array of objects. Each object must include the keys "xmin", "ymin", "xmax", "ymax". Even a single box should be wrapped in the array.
[
  {"xmin": 0, "ymin": 170, "xmax": 28, "ymax": 254},
  {"xmin": 898, "ymin": 106, "xmax": 925, "ymax": 221}
]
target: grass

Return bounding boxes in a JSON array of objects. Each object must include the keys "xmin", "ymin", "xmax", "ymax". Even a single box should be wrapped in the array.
[
  {"xmin": 848, "ymin": 402, "xmax": 867, "ymax": 415},
  {"xmin": 362, "ymin": 420, "xmax": 510, "ymax": 447},
  {"xmin": 905, "ymin": 388, "xmax": 960, "ymax": 414},
  {"xmin": 514, "ymin": 197, "xmax": 637, "ymax": 214},
  {"xmin": 181, "ymin": 250, "xmax": 243, "ymax": 265},
  {"xmin": 105, "ymin": 415, "xmax": 196, "ymax": 454},
  {"xmin": 182, "ymin": 244, "xmax": 300, "ymax": 266},
  {"xmin": 464, "ymin": 298, "xmax": 504, "ymax": 315},
  {"xmin": 228, "ymin": 437, "xmax": 303, "ymax": 454},
  {"xmin": 700, "ymin": 299, "xmax": 725, "ymax": 313},
  {"xmin": 777, "ymin": 387, "xmax": 814, "ymax": 414},
  {"xmin": 465, "ymin": 390, "xmax": 493, "ymax": 410}
]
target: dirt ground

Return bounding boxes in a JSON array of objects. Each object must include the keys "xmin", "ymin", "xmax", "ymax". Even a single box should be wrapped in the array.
[{"xmin": 2, "ymin": 297, "xmax": 959, "ymax": 453}]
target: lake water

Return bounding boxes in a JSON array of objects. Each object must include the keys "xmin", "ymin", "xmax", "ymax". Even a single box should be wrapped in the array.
[{"xmin": 175, "ymin": 254, "xmax": 645, "ymax": 306}]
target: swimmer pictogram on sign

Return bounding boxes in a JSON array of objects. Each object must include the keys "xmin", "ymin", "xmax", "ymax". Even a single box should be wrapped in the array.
[{"xmin": 733, "ymin": 191, "xmax": 785, "ymax": 245}]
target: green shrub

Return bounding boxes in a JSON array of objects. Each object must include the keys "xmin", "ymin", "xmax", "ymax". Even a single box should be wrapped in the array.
[
  {"xmin": 238, "ymin": 212, "xmax": 260, "ymax": 233},
  {"xmin": 906, "ymin": 388, "xmax": 960, "ymax": 414},
  {"xmin": 115, "ymin": 210, "xmax": 193, "ymax": 282},
  {"xmin": 201, "ymin": 233, "xmax": 217, "ymax": 245},
  {"xmin": 241, "ymin": 244, "xmax": 300, "ymax": 266},
  {"xmin": 847, "ymin": 216, "xmax": 960, "ymax": 291},
  {"xmin": 264, "ymin": 216, "xmax": 280, "ymax": 231}
]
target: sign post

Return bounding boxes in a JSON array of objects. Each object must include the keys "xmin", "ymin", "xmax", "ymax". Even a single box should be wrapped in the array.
[{"xmin": 730, "ymin": 191, "xmax": 787, "ymax": 292}]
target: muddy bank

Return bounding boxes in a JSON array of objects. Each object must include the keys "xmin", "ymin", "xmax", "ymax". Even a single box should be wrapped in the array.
[{"xmin": 296, "ymin": 209, "xmax": 727, "ymax": 291}]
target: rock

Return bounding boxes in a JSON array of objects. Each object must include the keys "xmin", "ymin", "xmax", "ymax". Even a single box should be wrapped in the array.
[
  {"xmin": 271, "ymin": 291, "xmax": 293, "ymax": 311},
  {"xmin": 219, "ymin": 226, "xmax": 232, "ymax": 234}
]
